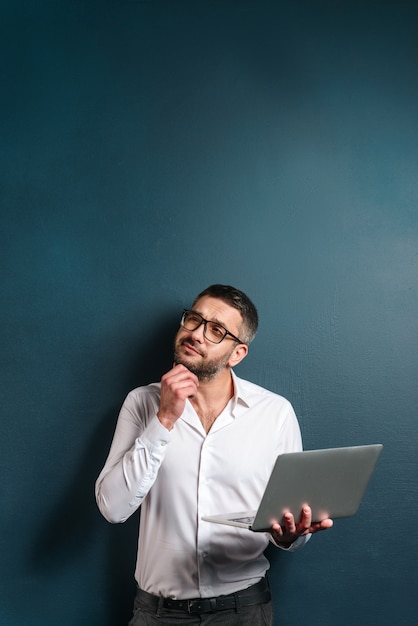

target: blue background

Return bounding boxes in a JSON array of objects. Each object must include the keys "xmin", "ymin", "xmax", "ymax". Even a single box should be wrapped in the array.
[{"xmin": 1, "ymin": 1, "xmax": 417, "ymax": 624}]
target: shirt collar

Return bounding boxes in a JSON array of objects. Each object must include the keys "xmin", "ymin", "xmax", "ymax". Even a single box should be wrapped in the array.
[{"xmin": 230, "ymin": 370, "xmax": 251, "ymax": 412}]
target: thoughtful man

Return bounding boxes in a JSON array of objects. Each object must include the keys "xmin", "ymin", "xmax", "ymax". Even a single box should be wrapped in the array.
[{"xmin": 96, "ymin": 284, "xmax": 332, "ymax": 625}]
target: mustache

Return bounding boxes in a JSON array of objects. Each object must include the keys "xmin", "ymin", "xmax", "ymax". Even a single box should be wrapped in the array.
[{"xmin": 178, "ymin": 339, "xmax": 205, "ymax": 356}]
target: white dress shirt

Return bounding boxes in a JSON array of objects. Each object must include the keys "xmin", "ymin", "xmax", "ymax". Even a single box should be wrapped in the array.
[{"xmin": 95, "ymin": 371, "xmax": 308, "ymax": 599}]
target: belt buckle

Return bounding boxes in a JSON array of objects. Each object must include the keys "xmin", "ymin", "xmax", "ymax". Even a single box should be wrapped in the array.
[
  {"xmin": 187, "ymin": 597, "xmax": 219, "ymax": 614},
  {"xmin": 187, "ymin": 598, "xmax": 211, "ymax": 614}
]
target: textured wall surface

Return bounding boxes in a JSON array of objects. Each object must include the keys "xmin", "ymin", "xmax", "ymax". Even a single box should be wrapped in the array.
[{"xmin": 1, "ymin": 1, "xmax": 417, "ymax": 624}]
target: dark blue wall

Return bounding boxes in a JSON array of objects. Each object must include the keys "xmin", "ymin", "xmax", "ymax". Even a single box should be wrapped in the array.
[{"xmin": 1, "ymin": 1, "xmax": 417, "ymax": 624}]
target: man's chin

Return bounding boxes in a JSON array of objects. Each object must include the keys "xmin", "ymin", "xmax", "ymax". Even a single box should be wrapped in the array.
[
  {"xmin": 173, "ymin": 353, "xmax": 222, "ymax": 383},
  {"xmin": 173, "ymin": 352, "xmax": 193, "ymax": 370}
]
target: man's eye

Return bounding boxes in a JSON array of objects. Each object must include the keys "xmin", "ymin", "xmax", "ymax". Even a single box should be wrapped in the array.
[
  {"xmin": 209, "ymin": 324, "xmax": 224, "ymax": 337},
  {"xmin": 186, "ymin": 314, "xmax": 201, "ymax": 324}
]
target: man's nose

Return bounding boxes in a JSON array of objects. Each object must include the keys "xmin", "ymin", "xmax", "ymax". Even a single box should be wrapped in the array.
[{"xmin": 190, "ymin": 322, "xmax": 206, "ymax": 342}]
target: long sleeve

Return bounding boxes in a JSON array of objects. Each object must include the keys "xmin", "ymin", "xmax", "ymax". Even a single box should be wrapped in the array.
[{"xmin": 95, "ymin": 385, "xmax": 170, "ymax": 523}]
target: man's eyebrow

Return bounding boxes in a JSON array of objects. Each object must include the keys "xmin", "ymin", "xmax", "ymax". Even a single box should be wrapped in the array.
[{"xmin": 192, "ymin": 308, "xmax": 227, "ymax": 328}]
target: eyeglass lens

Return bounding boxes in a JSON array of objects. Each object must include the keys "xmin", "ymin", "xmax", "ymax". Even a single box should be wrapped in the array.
[{"xmin": 182, "ymin": 311, "xmax": 227, "ymax": 343}]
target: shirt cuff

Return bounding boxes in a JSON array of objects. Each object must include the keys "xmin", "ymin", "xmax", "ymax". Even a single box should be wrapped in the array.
[{"xmin": 137, "ymin": 415, "xmax": 171, "ymax": 452}]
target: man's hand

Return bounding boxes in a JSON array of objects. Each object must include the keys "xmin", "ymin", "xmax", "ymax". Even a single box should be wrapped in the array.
[
  {"xmin": 157, "ymin": 364, "xmax": 199, "ymax": 430},
  {"xmin": 270, "ymin": 505, "xmax": 333, "ymax": 547}
]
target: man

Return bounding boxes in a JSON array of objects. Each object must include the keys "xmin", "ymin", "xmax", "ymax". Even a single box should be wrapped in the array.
[{"xmin": 95, "ymin": 284, "xmax": 332, "ymax": 625}]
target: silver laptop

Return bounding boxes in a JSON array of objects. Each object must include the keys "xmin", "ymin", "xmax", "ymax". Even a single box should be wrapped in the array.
[{"xmin": 202, "ymin": 444, "xmax": 383, "ymax": 531}]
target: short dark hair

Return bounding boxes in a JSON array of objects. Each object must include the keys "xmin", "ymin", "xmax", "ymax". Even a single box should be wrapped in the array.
[{"xmin": 192, "ymin": 284, "xmax": 258, "ymax": 345}]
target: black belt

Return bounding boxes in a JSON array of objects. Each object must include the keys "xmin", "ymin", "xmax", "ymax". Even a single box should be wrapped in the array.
[{"xmin": 137, "ymin": 578, "xmax": 271, "ymax": 614}]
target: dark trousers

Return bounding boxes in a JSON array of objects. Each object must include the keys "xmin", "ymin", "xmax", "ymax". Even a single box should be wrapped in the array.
[{"xmin": 128, "ymin": 582, "xmax": 274, "ymax": 626}]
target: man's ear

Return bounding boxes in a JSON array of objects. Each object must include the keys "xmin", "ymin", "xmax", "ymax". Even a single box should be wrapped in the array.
[{"xmin": 228, "ymin": 344, "xmax": 248, "ymax": 367}]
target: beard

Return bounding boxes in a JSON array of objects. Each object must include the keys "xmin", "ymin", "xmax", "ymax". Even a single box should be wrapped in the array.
[{"xmin": 174, "ymin": 339, "xmax": 235, "ymax": 383}]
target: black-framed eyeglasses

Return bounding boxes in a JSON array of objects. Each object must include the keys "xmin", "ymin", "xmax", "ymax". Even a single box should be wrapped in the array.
[{"xmin": 180, "ymin": 309, "xmax": 246, "ymax": 345}]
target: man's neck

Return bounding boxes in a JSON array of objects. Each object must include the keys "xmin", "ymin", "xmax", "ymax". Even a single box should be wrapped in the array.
[{"xmin": 190, "ymin": 369, "xmax": 235, "ymax": 433}]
